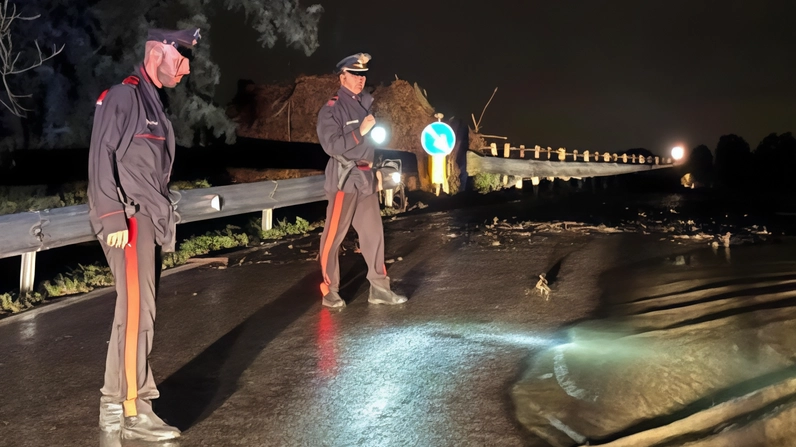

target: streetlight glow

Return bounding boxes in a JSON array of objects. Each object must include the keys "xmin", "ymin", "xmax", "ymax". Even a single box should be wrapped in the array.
[{"xmin": 671, "ymin": 146, "xmax": 684, "ymax": 161}]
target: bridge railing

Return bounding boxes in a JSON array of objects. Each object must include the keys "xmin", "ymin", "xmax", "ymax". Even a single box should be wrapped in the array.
[
  {"xmin": 467, "ymin": 143, "xmax": 677, "ymax": 189},
  {"xmin": 478, "ymin": 142, "xmax": 674, "ymax": 165}
]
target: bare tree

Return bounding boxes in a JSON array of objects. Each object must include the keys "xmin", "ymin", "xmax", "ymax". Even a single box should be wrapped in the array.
[{"xmin": 0, "ymin": 0, "xmax": 63, "ymax": 117}]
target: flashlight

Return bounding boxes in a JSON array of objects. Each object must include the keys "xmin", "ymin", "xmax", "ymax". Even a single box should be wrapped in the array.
[{"xmin": 371, "ymin": 126, "xmax": 388, "ymax": 145}]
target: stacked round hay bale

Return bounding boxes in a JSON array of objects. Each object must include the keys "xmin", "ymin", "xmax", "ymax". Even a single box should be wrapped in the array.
[
  {"xmin": 371, "ymin": 80, "xmax": 436, "ymax": 191},
  {"xmin": 230, "ymin": 76, "xmax": 471, "ymax": 192},
  {"xmin": 233, "ymin": 75, "xmax": 339, "ymax": 143}
]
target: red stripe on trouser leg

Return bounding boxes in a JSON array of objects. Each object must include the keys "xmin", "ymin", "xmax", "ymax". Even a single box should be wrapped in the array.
[
  {"xmin": 122, "ymin": 217, "xmax": 140, "ymax": 417},
  {"xmin": 320, "ymin": 191, "xmax": 346, "ymax": 296}
]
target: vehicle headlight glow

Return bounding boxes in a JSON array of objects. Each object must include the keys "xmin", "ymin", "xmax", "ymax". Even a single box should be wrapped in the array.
[{"xmin": 671, "ymin": 146, "xmax": 684, "ymax": 161}]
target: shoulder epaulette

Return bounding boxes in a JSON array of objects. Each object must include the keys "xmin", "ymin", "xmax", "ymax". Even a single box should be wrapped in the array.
[
  {"xmin": 326, "ymin": 95, "xmax": 338, "ymax": 107},
  {"xmin": 96, "ymin": 76, "xmax": 141, "ymax": 106},
  {"xmin": 122, "ymin": 76, "xmax": 140, "ymax": 86},
  {"xmin": 96, "ymin": 89, "xmax": 109, "ymax": 106}
]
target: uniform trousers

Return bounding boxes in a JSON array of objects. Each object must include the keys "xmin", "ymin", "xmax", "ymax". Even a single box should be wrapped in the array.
[
  {"xmin": 319, "ymin": 189, "xmax": 390, "ymax": 296},
  {"xmin": 98, "ymin": 215, "xmax": 160, "ymax": 417}
]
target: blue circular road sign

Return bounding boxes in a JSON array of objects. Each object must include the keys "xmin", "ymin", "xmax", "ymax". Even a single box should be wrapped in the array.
[{"xmin": 421, "ymin": 122, "xmax": 456, "ymax": 156}]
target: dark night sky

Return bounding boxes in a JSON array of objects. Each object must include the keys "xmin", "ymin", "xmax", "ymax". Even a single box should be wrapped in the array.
[{"xmin": 212, "ymin": 0, "xmax": 796, "ymax": 155}]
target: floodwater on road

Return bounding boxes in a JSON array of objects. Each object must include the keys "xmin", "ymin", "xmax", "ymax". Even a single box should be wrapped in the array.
[{"xmin": 0, "ymin": 187, "xmax": 794, "ymax": 447}]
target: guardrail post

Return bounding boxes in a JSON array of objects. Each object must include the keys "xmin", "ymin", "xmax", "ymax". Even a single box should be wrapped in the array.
[
  {"xmin": 490, "ymin": 143, "xmax": 498, "ymax": 156},
  {"xmin": 503, "ymin": 143, "xmax": 511, "ymax": 158},
  {"xmin": 262, "ymin": 208, "xmax": 273, "ymax": 231},
  {"xmin": 20, "ymin": 252, "xmax": 36, "ymax": 295},
  {"xmin": 519, "ymin": 145, "xmax": 525, "ymax": 158}
]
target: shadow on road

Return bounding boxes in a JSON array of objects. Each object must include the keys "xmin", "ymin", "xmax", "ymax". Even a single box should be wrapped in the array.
[{"xmin": 153, "ymin": 269, "xmax": 322, "ymax": 431}]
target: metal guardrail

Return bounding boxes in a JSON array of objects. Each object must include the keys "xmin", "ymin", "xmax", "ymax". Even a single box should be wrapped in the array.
[
  {"xmin": 466, "ymin": 151, "xmax": 674, "ymax": 179},
  {"xmin": 0, "ymin": 174, "xmax": 327, "ymax": 293},
  {"xmin": 1, "ymin": 147, "xmax": 676, "ymax": 295}
]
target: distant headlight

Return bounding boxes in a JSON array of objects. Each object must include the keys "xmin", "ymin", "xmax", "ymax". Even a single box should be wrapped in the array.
[
  {"xmin": 376, "ymin": 159, "xmax": 402, "ymax": 190},
  {"xmin": 671, "ymin": 146, "xmax": 684, "ymax": 161}
]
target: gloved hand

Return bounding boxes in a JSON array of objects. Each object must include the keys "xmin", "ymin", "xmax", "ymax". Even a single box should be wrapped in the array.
[{"xmin": 107, "ymin": 230, "xmax": 129, "ymax": 249}]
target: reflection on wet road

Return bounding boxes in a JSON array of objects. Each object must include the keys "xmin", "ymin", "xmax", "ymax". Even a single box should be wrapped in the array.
[{"xmin": 1, "ymin": 194, "xmax": 793, "ymax": 447}]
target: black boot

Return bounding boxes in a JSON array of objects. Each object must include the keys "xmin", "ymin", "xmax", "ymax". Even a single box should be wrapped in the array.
[
  {"xmin": 368, "ymin": 284, "xmax": 407, "ymax": 305},
  {"xmin": 322, "ymin": 291, "xmax": 346, "ymax": 308}
]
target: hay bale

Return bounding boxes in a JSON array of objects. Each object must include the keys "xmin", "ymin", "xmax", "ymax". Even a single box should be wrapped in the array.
[
  {"xmin": 230, "ymin": 76, "xmax": 445, "ymax": 191},
  {"xmin": 232, "ymin": 75, "xmax": 339, "ymax": 143},
  {"xmin": 232, "ymin": 76, "xmax": 437, "ymax": 154},
  {"xmin": 371, "ymin": 80, "xmax": 435, "ymax": 154},
  {"xmin": 469, "ymin": 129, "xmax": 487, "ymax": 151}
]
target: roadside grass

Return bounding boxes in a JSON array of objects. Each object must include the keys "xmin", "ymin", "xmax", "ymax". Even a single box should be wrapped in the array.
[
  {"xmin": 249, "ymin": 216, "xmax": 325, "ymax": 241},
  {"xmin": 473, "ymin": 173, "xmax": 504, "ymax": 194}
]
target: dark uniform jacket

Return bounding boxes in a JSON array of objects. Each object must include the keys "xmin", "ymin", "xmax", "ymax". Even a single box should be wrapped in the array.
[
  {"xmin": 316, "ymin": 86, "xmax": 377, "ymax": 195},
  {"xmin": 87, "ymin": 65, "xmax": 177, "ymax": 252}
]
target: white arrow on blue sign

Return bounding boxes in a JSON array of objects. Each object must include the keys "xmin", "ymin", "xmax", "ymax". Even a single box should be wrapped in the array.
[{"xmin": 421, "ymin": 122, "xmax": 456, "ymax": 156}]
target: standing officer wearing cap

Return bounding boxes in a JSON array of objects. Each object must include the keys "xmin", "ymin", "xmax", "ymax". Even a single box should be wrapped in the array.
[
  {"xmin": 316, "ymin": 53, "xmax": 408, "ymax": 308},
  {"xmin": 88, "ymin": 27, "xmax": 200, "ymax": 442}
]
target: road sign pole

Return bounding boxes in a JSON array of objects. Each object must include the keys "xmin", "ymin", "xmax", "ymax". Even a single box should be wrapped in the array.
[
  {"xmin": 420, "ymin": 115, "xmax": 456, "ymax": 195},
  {"xmin": 430, "ymin": 154, "xmax": 447, "ymax": 196}
]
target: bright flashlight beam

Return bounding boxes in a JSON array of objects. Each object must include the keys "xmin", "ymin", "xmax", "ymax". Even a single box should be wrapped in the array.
[
  {"xmin": 671, "ymin": 146, "xmax": 684, "ymax": 160},
  {"xmin": 390, "ymin": 172, "xmax": 401, "ymax": 184},
  {"xmin": 371, "ymin": 126, "xmax": 387, "ymax": 145}
]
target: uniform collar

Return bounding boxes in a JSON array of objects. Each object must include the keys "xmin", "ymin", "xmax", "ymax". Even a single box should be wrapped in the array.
[
  {"xmin": 139, "ymin": 64, "xmax": 154, "ymax": 85},
  {"xmin": 339, "ymin": 85, "xmax": 363, "ymax": 101}
]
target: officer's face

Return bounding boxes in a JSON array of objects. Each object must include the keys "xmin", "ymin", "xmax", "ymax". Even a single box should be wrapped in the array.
[
  {"xmin": 340, "ymin": 71, "xmax": 366, "ymax": 95},
  {"xmin": 156, "ymin": 44, "xmax": 191, "ymax": 88}
]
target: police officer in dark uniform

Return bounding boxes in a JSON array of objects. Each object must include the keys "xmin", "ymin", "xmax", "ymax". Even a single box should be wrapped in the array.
[
  {"xmin": 88, "ymin": 27, "xmax": 200, "ymax": 442},
  {"xmin": 316, "ymin": 53, "xmax": 407, "ymax": 308}
]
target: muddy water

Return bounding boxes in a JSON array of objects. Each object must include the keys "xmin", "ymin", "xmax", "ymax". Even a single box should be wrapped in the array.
[{"xmin": 512, "ymin": 237, "xmax": 796, "ymax": 447}]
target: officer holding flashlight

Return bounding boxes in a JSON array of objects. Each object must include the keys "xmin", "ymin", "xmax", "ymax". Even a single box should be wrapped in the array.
[{"xmin": 315, "ymin": 52, "xmax": 407, "ymax": 309}]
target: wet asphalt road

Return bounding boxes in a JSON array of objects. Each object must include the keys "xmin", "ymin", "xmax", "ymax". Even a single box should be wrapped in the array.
[{"xmin": 0, "ymin": 189, "xmax": 786, "ymax": 447}]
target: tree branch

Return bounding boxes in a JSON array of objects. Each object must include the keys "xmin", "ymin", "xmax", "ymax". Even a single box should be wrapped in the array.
[
  {"xmin": 0, "ymin": 0, "xmax": 63, "ymax": 117},
  {"xmin": 473, "ymin": 87, "xmax": 498, "ymax": 133}
]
